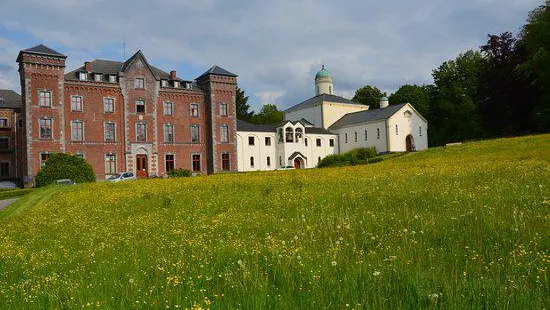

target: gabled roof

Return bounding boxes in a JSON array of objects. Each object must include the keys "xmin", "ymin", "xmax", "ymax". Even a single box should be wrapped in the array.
[
  {"xmin": 237, "ymin": 119, "xmax": 276, "ymax": 132},
  {"xmin": 17, "ymin": 44, "xmax": 66, "ymax": 61},
  {"xmin": 329, "ymin": 103, "xmax": 408, "ymax": 129},
  {"xmin": 304, "ymin": 127, "xmax": 334, "ymax": 135},
  {"xmin": 120, "ymin": 50, "xmax": 160, "ymax": 80},
  {"xmin": 0, "ymin": 90, "xmax": 22, "ymax": 109},
  {"xmin": 196, "ymin": 65, "xmax": 237, "ymax": 80},
  {"xmin": 299, "ymin": 118, "xmax": 314, "ymax": 126},
  {"xmin": 288, "ymin": 151, "xmax": 307, "ymax": 160},
  {"xmin": 284, "ymin": 93, "xmax": 362, "ymax": 112}
]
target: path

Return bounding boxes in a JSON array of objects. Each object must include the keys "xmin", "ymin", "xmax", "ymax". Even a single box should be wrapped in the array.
[{"xmin": 0, "ymin": 198, "xmax": 18, "ymax": 211}]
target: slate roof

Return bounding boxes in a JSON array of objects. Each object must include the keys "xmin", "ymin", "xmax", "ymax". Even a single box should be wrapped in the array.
[
  {"xmin": 284, "ymin": 93, "xmax": 361, "ymax": 112},
  {"xmin": 0, "ymin": 90, "xmax": 22, "ymax": 109},
  {"xmin": 329, "ymin": 103, "xmax": 408, "ymax": 129},
  {"xmin": 237, "ymin": 119, "xmax": 276, "ymax": 132},
  {"xmin": 288, "ymin": 151, "xmax": 307, "ymax": 160},
  {"xmin": 18, "ymin": 44, "xmax": 66, "ymax": 60},
  {"xmin": 196, "ymin": 65, "xmax": 237, "ymax": 80},
  {"xmin": 304, "ymin": 127, "xmax": 334, "ymax": 135}
]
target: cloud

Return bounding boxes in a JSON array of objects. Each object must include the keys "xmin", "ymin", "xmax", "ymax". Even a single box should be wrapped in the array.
[{"xmin": 0, "ymin": 0, "xmax": 541, "ymax": 110}]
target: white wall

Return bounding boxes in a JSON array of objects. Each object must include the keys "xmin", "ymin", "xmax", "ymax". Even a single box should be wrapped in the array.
[
  {"xmin": 387, "ymin": 104, "xmax": 428, "ymax": 152},
  {"xmin": 236, "ymin": 131, "xmax": 277, "ymax": 172},
  {"xmin": 322, "ymin": 102, "xmax": 369, "ymax": 129},
  {"xmin": 333, "ymin": 120, "xmax": 388, "ymax": 154}
]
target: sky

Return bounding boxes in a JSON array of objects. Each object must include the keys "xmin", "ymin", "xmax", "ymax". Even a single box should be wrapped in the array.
[{"xmin": 0, "ymin": 0, "xmax": 542, "ymax": 112}]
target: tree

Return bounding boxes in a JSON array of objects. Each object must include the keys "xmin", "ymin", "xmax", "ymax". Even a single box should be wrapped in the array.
[
  {"xmin": 35, "ymin": 153, "xmax": 96, "ymax": 187},
  {"xmin": 236, "ymin": 86, "xmax": 253, "ymax": 121},
  {"xmin": 352, "ymin": 85, "xmax": 383, "ymax": 108},
  {"xmin": 250, "ymin": 104, "xmax": 284, "ymax": 125},
  {"xmin": 389, "ymin": 84, "xmax": 431, "ymax": 118}
]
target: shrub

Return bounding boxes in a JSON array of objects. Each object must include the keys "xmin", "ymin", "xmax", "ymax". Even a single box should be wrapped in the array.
[
  {"xmin": 318, "ymin": 147, "xmax": 380, "ymax": 168},
  {"xmin": 35, "ymin": 153, "xmax": 95, "ymax": 187},
  {"xmin": 167, "ymin": 168, "xmax": 192, "ymax": 178}
]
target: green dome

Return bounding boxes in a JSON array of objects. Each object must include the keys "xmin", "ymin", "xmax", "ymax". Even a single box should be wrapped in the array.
[
  {"xmin": 380, "ymin": 96, "xmax": 389, "ymax": 101},
  {"xmin": 315, "ymin": 65, "xmax": 331, "ymax": 79}
]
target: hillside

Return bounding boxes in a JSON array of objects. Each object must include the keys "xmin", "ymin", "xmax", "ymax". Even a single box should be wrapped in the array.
[{"xmin": 1, "ymin": 135, "xmax": 549, "ymax": 309}]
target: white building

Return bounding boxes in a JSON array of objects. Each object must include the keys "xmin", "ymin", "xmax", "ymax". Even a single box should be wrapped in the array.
[{"xmin": 236, "ymin": 67, "xmax": 427, "ymax": 171}]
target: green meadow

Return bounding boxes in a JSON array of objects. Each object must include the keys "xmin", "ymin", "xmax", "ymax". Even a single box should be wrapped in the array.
[{"xmin": 0, "ymin": 135, "xmax": 548, "ymax": 309}]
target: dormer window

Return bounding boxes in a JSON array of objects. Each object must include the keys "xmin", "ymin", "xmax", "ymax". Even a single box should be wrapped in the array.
[
  {"xmin": 79, "ymin": 72, "xmax": 87, "ymax": 80},
  {"xmin": 161, "ymin": 80, "xmax": 167, "ymax": 87},
  {"xmin": 109, "ymin": 75, "xmax": 117, "ymax": 83},
  {"xmin": 186, "ymin": 83, "xmax": 192, "ymax": 89},
  {"xmin": 94, "ymin": 74, "xmax": 102, "ymax": 82},
  {"xmin": 174, "ymin": 81, "xmax": 180, "ymax": 88}
]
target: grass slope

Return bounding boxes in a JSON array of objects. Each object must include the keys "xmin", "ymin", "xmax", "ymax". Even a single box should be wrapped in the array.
[{"xmin": 1, "ymin": 135, "xmax": 549, "ymax": 309}]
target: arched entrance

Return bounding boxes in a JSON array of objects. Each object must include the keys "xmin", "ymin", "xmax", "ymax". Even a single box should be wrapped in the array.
[
  {"xmin": 293, "ymin": 158, "xmax": 302, "ymax": 169},
  {"xmin": 136, "ymin": 154, "xmax": 148, "ymax": 178},
  {"xmin": 405, "ymin": 135, "xmax": 415, "ymax": 152}
]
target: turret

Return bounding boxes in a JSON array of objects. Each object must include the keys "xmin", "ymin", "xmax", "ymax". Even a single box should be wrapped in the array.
[
  {"xmin": 314, "ymin": 65, "xmax": 333, "ymax": 95},
  {"xmin": 379, "ymin": 96, "xmax": 389, "ymax": 109}
]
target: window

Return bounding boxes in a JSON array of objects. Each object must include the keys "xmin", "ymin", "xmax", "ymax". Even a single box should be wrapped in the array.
[
  {"xmin": 365, "ymin": 129, "xmax": 368, "ymax": 141},
  {"xmin": 164, "ymin": 124, "xmax": 174, "ymax": 143},
  {"xmin": 295, "ymin": 128, "xmax": 303, "ymax": 141},
  {"xmin": 0, "ymin": 118, "xmax": 8, "ymax": 128},
  {"xmin": 192, "ymin": 154, "xmax": 201, "ymax": 172},
  {"xmin": 0, "ymin": 138, "xmax": 8, "ymax": 150},
  {"xmin": 329, "ymin": 139, "xmax": 334, "ymax": 147},
  {"xmin": 163, "ymin": 102, "xmax": 173, "ymax": 116},
  {"xmin": 39, "ymin": 118, "xmax": 52, "ymax": 139},
  {"xmin": 221, "ymin": 153, "xmax": 230, "ymax": 171},
  {"xmin": 265, "ymin": 137, "xmax": 271, "ymax": 146},
  {"xmin": 0, "ymin": 162, "xmax": 8, "ymax": 178},
  {"xmin": 345, "ymin": 133, "xmax": 348, "ymax": 143},
  {"xmin": 250, "ymin": 156, "xmax": 254, "ymax": 168},
  {"xmin": 161, "ymin": 80, "xmax": 167, "ymax": 87},
  {"xmin": 104, "ymin": 98, "xmax": 114, "ymax": 113},
  {"xmin": 190, "ymin": 125, "xmax": 200, "ymax": 143},
  {"xmin": 71, "ymin": 121, "xmax": 84, "ymax": 141},
  {"xmin": 279, "ymin": 156, "xmax": 282, "ymax": 166},
  {"xmin": 318, "ymin": 156, "xmax": 321, "ymax": 163},
  {"xmin": 109, "ymin": 75, "xmax": 117, "ymax": 83},
  {"xmin": 220, "ymin": 124, "xmax": 229, "ymax": 143},
  {"xmin": 136, "ymin": 99, "xmax": 145, "ymax": 113},
  {"xmin": 377, "ymin": 128, "xmax": 380, "ymax": 139},
  {"xmin": 305, "ymin": 138, "xmax": 308, "ymax": 146},
  {"xmin": 285, "ymin": 127, "xmax": 294, "ymax": 142},
  {"xmin": 419, "ymin": 126, "xmax": 422, "ymax": 136},
  {"xmin": 18, "ymin": 119, "xmax": 23, "ymax": 128},
  {"xmin": 395, "ymin": 124, "xmax": 399, "ymax": 135},
  {"xmin": 267, "ymin": 156, "xmax": 271, "ymax": 167},
  {"xmin": 329, "ymin": 86, "xmax": 332, "ymax": 94},
  {"xmin": 79, "ymin": 72, "xmax": 87, "ymax": 80},
  {"xmin": 135, "ymin": 77, "xmax": 145, "ymax": 89},
  {"xmin": 71, "ymin": 96, "xmax": 83, "ymax": 112},
  {"xmin": 354, "ymin": 131, "xmax": 358, "ymax": 142},
  {"xmin": 105, "ymin": 153, "xmax": 116, "ymax": 175},
  {"xmin": 165, "ymin": 154, "xmax": 175, "ymax": 172},
  {"xmin": 219, "ymin": 103, "xmax": 228, "ymax": 117},
  {"xmin": 40, "ymin": 153, "xmax": 50, "ymax": 166},
  {"xmin": 94, "ymin": 74, "xmax": 102, "ymax": 82},
  {"xmin": 404, "ymin": 110, "xmax": 412, "ymax": 118},
  {"xmin": 136, "ymin": 123, "xmax": 146, "ymax": 142},
  {"xmin": 190, "ymin": 103, "xmax": 199, "ymax": 117},
  {"xmin": 39, "ymin": 90, "xmax": 51, "ymax": 107},
  {"xmin": 248, "ymin": 136, "xmax": 255, "ymax": 146},
  {"xmin": 174, "ymin": 81, "xmax": 180, "ymax": 88},
  {"xmin": 104, "ymin": 122, "xmax": 115, "ymax": 142},
  {"xmin": 316, "ymin": 138, "xmax": 321, "ymax": 147}
]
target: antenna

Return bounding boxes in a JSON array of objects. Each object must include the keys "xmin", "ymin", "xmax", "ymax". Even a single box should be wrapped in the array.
[{"xmin": 123, "ymin": 35, "xmax": 126, "ymax": 60}]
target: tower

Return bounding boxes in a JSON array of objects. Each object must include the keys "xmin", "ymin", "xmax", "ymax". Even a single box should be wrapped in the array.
[{"xmin": 314, "ymin": 65, "xmax": 334, "ymax": 95}]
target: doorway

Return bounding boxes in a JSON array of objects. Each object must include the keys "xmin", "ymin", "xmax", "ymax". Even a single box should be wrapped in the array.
[
  {"xmin": 405, "ymin": 135, "xmax": 415, "ymax": 152},
  {"xmin": 293, "ymin": 158, "xmax": 302, "ymax": 169},
  {"xmin": 136, "ymin": 154, "xmax": 148, "ymax": 178}
]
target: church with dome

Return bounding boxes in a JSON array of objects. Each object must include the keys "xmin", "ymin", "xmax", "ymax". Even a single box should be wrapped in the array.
[{"xmin": 236, "ymin": 66, "xmax": 428, "ymax": 171}]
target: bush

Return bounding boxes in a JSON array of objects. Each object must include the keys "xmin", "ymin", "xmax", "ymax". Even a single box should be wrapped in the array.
[
  {"xmin": 35, "ymin": 153, "xmax": 96, "ymax": 187},
  {"xmin": 167, "ymin": 169, "xmax": 192, "ymax": 178},
  {"xmin": 318, "ymin": 147, "xmax": 380, "ymax": 168}
]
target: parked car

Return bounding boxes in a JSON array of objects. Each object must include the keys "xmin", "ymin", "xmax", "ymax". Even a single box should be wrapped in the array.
[
  {"xmin": 278, "ymin": 165, "xmax": 295, "ymax": 170},
  {"xmin": 56, "ymin": 179, "xmax": 76, "ymax": 185},
  {"xmin": 106, "ymin": 172, "xmax": 136, "ymax": 182}
]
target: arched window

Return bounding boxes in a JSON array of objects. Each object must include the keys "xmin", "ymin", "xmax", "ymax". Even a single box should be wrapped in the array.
[
  {"xmin": 329, "ymin": 86, "xmax": 332, "ymax": 94},
  {"xmin": 266, "ymin": 156, "xmax": 271, "ymax": 167},
  {"xmin": 295, "ymin": 128, "xmax": 303, "ymax": 142},
  {"xmin": 250, "ymin": 156, "xmax": 254, "ymax": 168},
  {"xmin": 285, "ymin": 127, "xmax": 294, "ymax": 143}
]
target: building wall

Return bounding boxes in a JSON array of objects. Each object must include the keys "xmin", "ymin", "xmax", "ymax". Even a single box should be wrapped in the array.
[
  {"xmin": 333, "ymin": 120, "xmax": 388, "ymax": 154},
  {"xmin": 387, "ymin": 104, "xmax": 428, "ymax": 152},
  {"xmin": 0, "ymin": 108, "xmax": 23, "ymax": 180},
  {"xmin": 236, "ymin": 131, "xmax": 277, "ymax": 172},
  {"xmin": 284, "ymin": 105, "xmax": 323, "ymax": 128},
  {"xmin": 321, "ymin": 102, "xmax": 369, "ymax": 129}
]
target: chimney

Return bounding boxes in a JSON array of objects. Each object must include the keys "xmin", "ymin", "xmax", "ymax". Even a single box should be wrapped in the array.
[
  {"xmin": 170, "ymin": 70, "xmax": 177, "ymax": 80},
  {"xmin": 84, "ymin": 61, "xmax": 91, "ymax": 72}
]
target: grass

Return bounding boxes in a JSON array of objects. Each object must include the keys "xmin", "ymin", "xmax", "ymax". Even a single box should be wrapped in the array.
[
  {"xmin": 0, "ymin": 188, "xmax": 34, "ymax": 200},
  {"xmin": 0, "ymin": 134, "xmax": 549, "ymax": 309}
]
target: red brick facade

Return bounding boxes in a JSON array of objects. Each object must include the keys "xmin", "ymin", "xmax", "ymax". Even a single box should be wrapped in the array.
[
  {"xmin": 17, "ymin": 45, "xmax": 237, "ymax": 185},
  {"xmin": 0, "ymin": 103, "xmax": 24, "ymax": 182}
]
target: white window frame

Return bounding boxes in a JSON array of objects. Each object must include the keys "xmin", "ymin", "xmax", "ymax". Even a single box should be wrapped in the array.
[
  {"xmin": 104, "ymin": 97, "xmax": 115, "ymax": 113},
  {"xmin": 219, "ymin": 103, "xmax": 228, "ymax": 117},
  {"xmin": 136, "ymin": 122, "xmax": 147, "ymax": 142},
  {"xmin": 191, "ymin": 153, "xmax": 201, "ymax": 172},
  {"xmin": 104, "ymin": 122, "xmax": 116, "ymax": 142},
  {"xmin": 70, "ymin": 95, "xmax": 83, "ymax": 112},
  {"xmin": 190, "ymin": 125, "xmax": 200, "ymax": 143},
  {"xmin": 135, "ymin": 77, "xmax": 145, "ymax": 89},
  {"xmin": 39, "ymin": 117, "xmax": 53, "ymax": 139},
  {"xmin": 38, "ymin": 90, "xmax": 52, "ymax": 107},
  {"xmin": 163, "ymin": 102, "xmax": 173, "ymax": 116},
  {"xmin": 220, "ymin": 124, "xmax": 229, "ymax": 143},
  {"xmin": 71, "ymin": 120, "xmax": 84, "ymax": 141},
  {"xmin": 104, "ymin": 153, "xmax": 117, "ymax": 176},
  {"xmin": 79, "ymin": 72, "xmax": 87, "ymax": 81},
  {"xmin": 190, "ymin": 103, "xmax": 199, "ymax": 117},
  {"xmin": 164, "ymin": 124, "xmax": 174, "ymax": 143}
]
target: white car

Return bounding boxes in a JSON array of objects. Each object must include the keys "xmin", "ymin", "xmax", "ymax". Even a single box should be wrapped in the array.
[
  {"xmin": 106, "ymin": 172, "xmax": 136, "ymax": 182},
  {"xmin": 278, "ymin": 165, "xmax": 295, "ymax": 170}
]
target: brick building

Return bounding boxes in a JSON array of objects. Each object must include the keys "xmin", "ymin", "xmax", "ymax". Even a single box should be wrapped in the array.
[
  {"xmin": 0, "ymin": 89, "xmax": 23, "ymax": 182},
  {"xmin": 17, "ymin": 44, "xmax": 238, "ymax": 185}
]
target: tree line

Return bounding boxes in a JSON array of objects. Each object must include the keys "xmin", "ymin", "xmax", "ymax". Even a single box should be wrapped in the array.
[{"xmin": 237, "ymin": 3, "xmax": 550, "ymax": 146}]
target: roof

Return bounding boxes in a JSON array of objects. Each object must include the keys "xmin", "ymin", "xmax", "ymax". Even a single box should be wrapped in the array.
[
  {"xmin": 237, "ymin": 119, "xmax": 276, "ymax": 132},
  {"xmin": 0, "ymin": 90, "xmax": 22, "ymax": 109},
  {"xmin": 196, "ymin": 65, "xmax": 237, "ymax": 80},
  {"xmin": 315, "ymin": 65, "xmax": 331, "ymax": 79},
  {"xmin": 288, "ymin": 151, "xmax": 307, "ymax": 160},
  {"xmin": 304, "ymin": 127, "xmax": 334, "ymax": 135},
  {"xmin": 298, "ymin": 118, "xmax": 313, "ymax": 126},
  {"xmin": 284, "ymin": 93, "xmax": 361, "ymax": 112},
  {"xmin": 17, "ymin": 44, "xmax": 66, "ymax": 61},
  {"xmin": 329, "ymin": 103, "xmax": 408, "ymax": 129}
]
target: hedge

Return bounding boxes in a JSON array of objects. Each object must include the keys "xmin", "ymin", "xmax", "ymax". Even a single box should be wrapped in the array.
[{"xmin": 35, "ymin": 153, "xmax": 96, "ymax": 187}]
